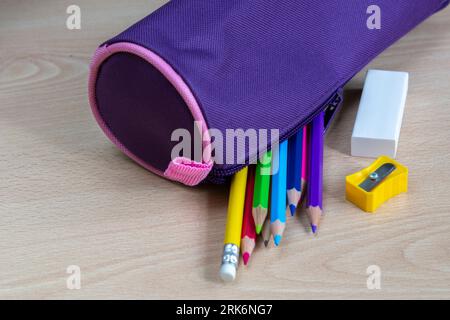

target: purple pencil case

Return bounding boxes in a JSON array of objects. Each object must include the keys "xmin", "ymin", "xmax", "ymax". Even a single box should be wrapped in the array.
[{"xmin": 89, "ymin": 0, "xmax": 448, "ymax": 186}]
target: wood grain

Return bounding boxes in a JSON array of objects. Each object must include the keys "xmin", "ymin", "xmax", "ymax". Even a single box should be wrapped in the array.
[{"xmin": 1, "ymin": 1, "xmax": 450, "ymax": 299}]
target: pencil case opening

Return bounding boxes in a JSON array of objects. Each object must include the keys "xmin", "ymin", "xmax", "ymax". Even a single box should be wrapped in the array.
[{"xmin": 89, "ymin": 0, "xmax": 447, "ymax": 186}]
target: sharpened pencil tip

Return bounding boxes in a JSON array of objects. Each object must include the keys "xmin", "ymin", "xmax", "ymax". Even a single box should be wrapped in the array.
[
  {"xmin": 274, "ymin": 235, "xmax": 282, "ymax": 246},
  {"xmin": 289, "ymin": 204, "xmax": 296, "ymax": 216},
  {"xmin": 263, "ymin": 240, "xmax": 269, "ymax": 247},
  {"xmin": 311, "ymin": 224, "xmax": 318, "ymax": 234},
  {"xmin": 255, "ymin": 224, "xmax": 262, "ymax": 234},
  {"xmin": 242, "ymin": 252, "xmax": 250, "ymax": 265}
]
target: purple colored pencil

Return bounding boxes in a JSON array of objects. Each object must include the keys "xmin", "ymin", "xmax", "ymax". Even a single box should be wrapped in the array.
[{"xmin": 307, "ymin": 111, "xmax": 324, "ymax": 234}]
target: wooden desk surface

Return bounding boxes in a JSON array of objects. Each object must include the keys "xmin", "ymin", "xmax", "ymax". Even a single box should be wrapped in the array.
[{"xmin": 1, "ymin": 1, "xmax": 449, "ymax": 299}]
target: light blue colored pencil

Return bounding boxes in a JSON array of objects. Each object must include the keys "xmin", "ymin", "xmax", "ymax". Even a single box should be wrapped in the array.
[
  {"xmin": 270, "ymin": 140, "xmax": 288, "ymax": 246},
  {"xmin": 287, "ymin": 129, "xmax": 303, "ymax": 216}
]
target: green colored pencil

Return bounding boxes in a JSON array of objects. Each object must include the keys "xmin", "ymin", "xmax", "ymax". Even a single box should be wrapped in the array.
[{"xmin": 252, "ymin": 151, "xmax": 272, "ymax": 234}]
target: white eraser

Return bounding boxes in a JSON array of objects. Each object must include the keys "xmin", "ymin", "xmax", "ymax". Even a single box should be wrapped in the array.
[
  {"xmin": 219, "ymin": 263, "xmax": 237, "ymax": 282},
  {"xmin": 351, "ymin": 69, "xmax": 409, "ymax": 158}
]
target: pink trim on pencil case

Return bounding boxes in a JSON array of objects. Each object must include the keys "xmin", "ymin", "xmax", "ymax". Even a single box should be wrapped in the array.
[
  {"xmin": 164, "ymin": 157, "xmax": 212, "ymax": 186},
  {"xmin": 89, "ymin": 43, "xmax": 212, "ymax": 186}
]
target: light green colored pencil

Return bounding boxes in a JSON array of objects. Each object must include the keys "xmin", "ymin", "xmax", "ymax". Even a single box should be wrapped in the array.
[{"xmin": 252, "ymin": 151, "xmax": 272, "ymax": 234}]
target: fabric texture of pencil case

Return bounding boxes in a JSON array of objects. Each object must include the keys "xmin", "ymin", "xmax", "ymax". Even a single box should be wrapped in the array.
[{"xmin": 88, "ymin": 0, "xmax": 448, "ymax": 186}]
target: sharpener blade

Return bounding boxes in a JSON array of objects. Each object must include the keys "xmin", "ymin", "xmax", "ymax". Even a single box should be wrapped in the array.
[{"xmin": 359, "ymin": 163, "xmax": 396, "ymax": 192}]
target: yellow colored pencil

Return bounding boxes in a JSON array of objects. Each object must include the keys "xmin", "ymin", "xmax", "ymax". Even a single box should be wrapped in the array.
[{"xmin": 219, "ymin": 167, "xmax": 248, "ymax": 282}]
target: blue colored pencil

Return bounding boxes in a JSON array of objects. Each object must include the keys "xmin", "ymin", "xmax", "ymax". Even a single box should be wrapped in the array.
[
  {"xmin": 307, "ymin": 112, "xmax": 325, "ymax": 234},
  {"xmin": 287, "ymin": 129, "xmax": 303, "ymax": 216},
  {"xmin": 270, "ymin": 140, "xmax": 288, "ymax": 246}
]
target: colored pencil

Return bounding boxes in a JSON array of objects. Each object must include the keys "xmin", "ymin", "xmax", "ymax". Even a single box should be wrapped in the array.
[
  {"xmin": 307, "ymin": 112, "xmax": 324, "ymax": 234},
  {"xmin": 301, "ymin": 125, "xmax": 309, "ymax": 203},
  {"xmin": 241, "ymin": 165, "xmax": 256, "ymax": 266},
  {"xmin": 219, "ymin": 167, "xmax": 248, "ymax": 282},
  {"xmin": 270, "ymin": 140, "xmax": 288, "ymax": 246},
  {"xmin": 287, "ymin": 128, "xmax": 303, "ymax": 216},
  {"xmin": 252, "ymin": 151, "xmax": 272, "ymax": 234},
  {"xmin": 261, "ymin": 214, "xmax": 271, "ymax": 247}
]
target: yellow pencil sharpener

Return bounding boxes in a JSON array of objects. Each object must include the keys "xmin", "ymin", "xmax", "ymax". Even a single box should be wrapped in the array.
[{"xmin": 346, "ymin": 156, "xmax": 408, "ymax": 213}]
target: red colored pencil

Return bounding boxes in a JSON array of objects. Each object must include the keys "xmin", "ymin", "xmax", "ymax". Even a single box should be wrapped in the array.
[{"xmin": 240, "ymin": 165, "xmax": 256, "ymax": 266}]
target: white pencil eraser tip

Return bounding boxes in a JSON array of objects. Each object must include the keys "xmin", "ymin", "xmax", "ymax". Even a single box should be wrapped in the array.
[
  {"xmin": 219, "ymin": 264, "xmax": 236, "ymax": 282},
  {"xmin": 351, "ymin": 69, "xmax": 409, "ymax": 158}
]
